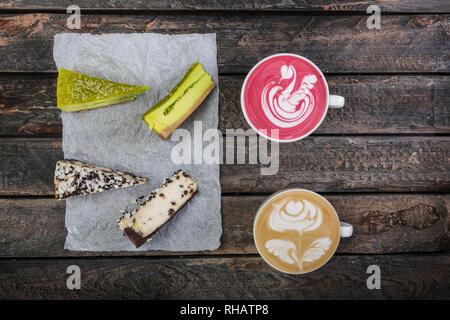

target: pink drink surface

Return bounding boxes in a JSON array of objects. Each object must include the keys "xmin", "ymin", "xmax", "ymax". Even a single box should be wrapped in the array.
[{"xmin": 242, "ymin": 55, "xmax": 328, "ymax": 141}]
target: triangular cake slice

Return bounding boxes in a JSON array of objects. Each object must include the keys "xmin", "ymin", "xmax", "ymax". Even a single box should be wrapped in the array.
[
  {"xmin": 142, "ymin": 62, "xmax": 215, "ymax": 139},
  {"xmin": 54, "ymin": 160, "xmax": 147, "ymax": 200},
  {"xmin": 57, "ymin": 68, "xmax": 149, "ymax": 112}
]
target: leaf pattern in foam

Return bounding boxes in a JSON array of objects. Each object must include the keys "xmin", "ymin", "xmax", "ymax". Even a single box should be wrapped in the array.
[
  {"xmin": 300, "ymin": 237, "xmax": 332, "ymax": 264},
  {"xmin": 265, "ymin": 239, "xmax": 299, "ymax": 265}
]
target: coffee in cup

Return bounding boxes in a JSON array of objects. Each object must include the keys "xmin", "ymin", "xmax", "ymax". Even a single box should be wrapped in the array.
[
  {"xmin": 241, "ymin": 53, "xmax": 345, "ymax": 142},
  {"xmin": 253, "ymin": 189, "xmax": 352, "ymax": 274}
]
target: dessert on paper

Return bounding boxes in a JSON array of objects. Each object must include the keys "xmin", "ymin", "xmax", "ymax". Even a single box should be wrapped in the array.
[
  {"xmin": 118, "ymin": 170, "xmax": 197, "ymax": 248},
  {"xmin": 53, "ymin": 33, "xmax": 221, "ymax": 251},
  {"xmin": 57, "ymin": 68, "xmax": 149, "ymax": 112},
  {"xmin": 55, "ymin": 160, "xmax": 147, "ymax": 200},
  {"xmin": 142, "ymin": 62, "xmax": 215, "ymax": 139}
]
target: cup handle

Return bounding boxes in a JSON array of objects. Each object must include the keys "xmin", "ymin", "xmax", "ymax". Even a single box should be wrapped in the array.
[
  {"xmin": 340, "ymin": 221, "xmax": 353, "ymax": 238},
  {"xmin": 329, "ymin": 95, "xmax": 345, "ymax": 108}
]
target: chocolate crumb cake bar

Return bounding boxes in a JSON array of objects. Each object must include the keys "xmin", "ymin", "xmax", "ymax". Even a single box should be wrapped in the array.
[
  {"xmin": 118, "ymin": 170, "xmax": 198, "ymax": 248},
  {"xmin": 55, "ymin": 160, "xmax": 147, "ymax": 200}
]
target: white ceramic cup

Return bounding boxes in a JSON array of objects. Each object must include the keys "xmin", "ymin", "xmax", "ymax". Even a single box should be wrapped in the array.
[
  {"xmin": 253, "ymin": 188, "xmax": 353, "ymax": 274},
  {"xmin": 241, "ymin": 53, "xmax": 345, "ymax": 143}
]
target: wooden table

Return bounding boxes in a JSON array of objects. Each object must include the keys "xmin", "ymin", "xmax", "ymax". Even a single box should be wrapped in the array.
[{"xmin": 0, "ymin": 1, "xmax": 449, "ymax": 299}]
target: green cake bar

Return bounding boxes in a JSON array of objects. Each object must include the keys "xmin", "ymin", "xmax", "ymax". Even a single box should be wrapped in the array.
[{"xmin": 142, "ymin": 62, "xmax": 215, "ymax": 139}]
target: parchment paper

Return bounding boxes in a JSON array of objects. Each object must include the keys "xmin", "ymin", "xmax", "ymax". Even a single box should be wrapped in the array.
[{"xmin": 53, "ymin": 33, "xmax": 221, "ymax": 251}]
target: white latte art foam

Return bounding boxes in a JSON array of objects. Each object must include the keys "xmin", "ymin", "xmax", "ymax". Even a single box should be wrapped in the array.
[
  {"xmin": 261, "ymin": 65, "xmax": 317, "ymax": 128},
  {"xmin": 264, "ymin": 199, "xmax": 331, "ymax": 272},
  {"xmin": 269, "ymin": 199, "xmax": 323, "ymax": 234},
  {"xmin": 265, "ymin": 239, "xmax": 298, "ymax": 265}
]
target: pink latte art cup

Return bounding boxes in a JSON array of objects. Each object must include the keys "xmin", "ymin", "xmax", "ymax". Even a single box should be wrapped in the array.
[{"xmin": 241, "ymin": 54, "xmax": 345, "ymax": 142}]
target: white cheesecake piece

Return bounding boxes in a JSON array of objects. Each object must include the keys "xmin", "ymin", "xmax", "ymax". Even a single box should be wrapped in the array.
[
  {"xmin": 54, "ymin": 160, "xmax": 147, "ymax": 200},
  {"xmin": 118, "ymin": 170, "xmax": 197, "ymax": 248}
]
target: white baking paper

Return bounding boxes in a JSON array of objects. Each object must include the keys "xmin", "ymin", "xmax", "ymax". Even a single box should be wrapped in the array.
[{"xmin": 53, "ymin": 33, "xmax": 221, "ymax": 251}]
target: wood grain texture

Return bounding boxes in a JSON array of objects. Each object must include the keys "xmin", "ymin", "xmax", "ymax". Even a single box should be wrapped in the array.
[
  {"xmin": 1, "ymin": 0, "xmax": 449, "ymax": 13},
  {"xmin": 0, "ymin": 195, "xmax": 448, "ymax": 257},
  {"xmin": 0, "ymin": 254, "xmax": 449, "ymax": 299},
  {"xmin": 222, "ymin": 136, "xmax": 450, "ymax": 193},
  {"xmin": 1, "ymin": 74, "xmax": 449, "ymax": 137},
  {"xmin": 0, "ymin": 14, "xmax": 449, "ymax": 73},
  {"xmin": 2, "ymin": 137, "xmax": 448, "ymax": 195},
  {"xmin": 0, "ymin": 3, "xmax": 448, "ymax": 302}
]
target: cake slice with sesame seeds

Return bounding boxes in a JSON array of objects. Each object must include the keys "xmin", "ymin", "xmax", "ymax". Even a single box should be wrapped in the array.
[{"xmin": 54, "ymin": 160, "xmax": 147, "ymax": 200}]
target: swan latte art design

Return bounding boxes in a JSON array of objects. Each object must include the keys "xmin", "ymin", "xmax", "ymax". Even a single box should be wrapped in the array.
[
  {"xmin": 241, "ymin": 54, "xmax": 329, "ymax": 141},
  {"xmin": 261, "ymin": 65, "xmax": 317, "ymax": 128},
  {"xmin": 254, "ymin": 190, "xmax": 341, "ymax": 274}
]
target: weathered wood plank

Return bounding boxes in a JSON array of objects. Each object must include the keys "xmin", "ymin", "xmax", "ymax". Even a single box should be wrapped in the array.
[
  {"xmin": 1, "ymin": 0, "xmax": 449, "ymax": 13},
  {"xmin": 1, "ymin": 75, "xmax": 449, "ymax": 136},
  {"xmin": 0, "ymin": 254, "xmax": 449, "ymax": 299},
  {"xmin": 222, "ymin": 136, "xmax": 450, "ymax": 193},
  {"xmin": 0, "ymin": 74, "xmax": 60, "ymax": 136},
  {"xmin": 0, "ymin": 14, "xmax": 449, "ymax": 73},
  {"xmin": 0, "ymin": 195, "xmax": 448, "ymax": 257},
  {"xmin": 221, "ymin": 137, "xmax": 450, "ymax": 192},
  {"xmin": 0, "ymin": 137, "xmax": 448, "ymax": 195},
  {"xmin": 0, "ymin": 139, "xmax": 60, "ymax": 195}
]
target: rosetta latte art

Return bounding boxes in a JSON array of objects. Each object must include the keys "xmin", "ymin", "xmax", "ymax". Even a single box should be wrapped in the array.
[
  {"xmin": 261, "ymin": 65, "xmax": 317, "ymax": 128},
  {"xmin": 265, "ymin": 199, "xmax": 331, "ymax": 271}
]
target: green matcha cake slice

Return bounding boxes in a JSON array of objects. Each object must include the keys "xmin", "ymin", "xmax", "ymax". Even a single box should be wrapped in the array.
[
  {"xmin": 57, "ymin": 68, "xmax": 149, "ymax": 112},
  {"xmin": 142, "ymin": 62, "xmax": 215, "ymax": 139}
]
